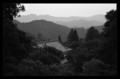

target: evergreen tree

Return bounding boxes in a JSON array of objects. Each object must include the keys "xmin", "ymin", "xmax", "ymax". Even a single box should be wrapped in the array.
[
  {"xmin": 67, "ymin": 29, "xmax": 79, "ymax": 43},
  {"xmin": 86, "ymin": 27, "xmax": 100, "ymax": 42},
  {"xmin": 73, "ymin": 29, "xmax": 79, "ymax": 42},
  {"xmin": 58, "ymin": 35, "xmax": 62, "ymax": 43},
  {"xmin": 67, "ymin": 28, "xmax": 74, "ymax": 43}
]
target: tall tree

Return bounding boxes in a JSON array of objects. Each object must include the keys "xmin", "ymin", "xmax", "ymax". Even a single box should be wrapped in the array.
[
  {"xmin": 73, "ymin": 29, "xmax": 79, "ymax": 42},
  {"xmin": 3, "ymin": 3, "xmax": 26, "ymax": 61},
  {"xmin": 67, "ymin": 28, "xmax": 74, "ymax": 43},
  {"xmin": 3, "ymin": 3, "xmax": 29, "ymax": 75},
  {"xmin": 58, "ymin": 35, "xmax": 62, "ymax": 43},
  {"xmin": 86, "ymin": 27, "xmax": 100, "ymax": 42},
  {"xmin": 67, "ymin": 28, "xmax": 79, "ymax": 43},
  {"xmin": 100, "ymin": 10, "xmax": 117, "ymax": 69}
]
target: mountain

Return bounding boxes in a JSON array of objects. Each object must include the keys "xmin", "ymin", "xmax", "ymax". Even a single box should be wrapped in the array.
[
  {"xmin": 14, "ymin": 20, "xmax": 104, "ymax": 42},
  {"xmin": 15, "ymin": 14, "xmax": 106, "ymax": 28},
  {"xmin": 54, "ymin": 19, "xmax": 104, "ymax": 28},
  {"xmin": 94, "ymin": 25, "xmax": 104, "ymax": 33},
  {"xmin": 85, "ymin": 14, "xmax": 106, "ymax": 22},
  {"xmin": 14, "ymin": 20, "xmax": 70, "ymax": 42}
]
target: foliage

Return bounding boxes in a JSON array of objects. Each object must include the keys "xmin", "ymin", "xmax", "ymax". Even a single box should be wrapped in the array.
[
  {"xmin": 99, "ymin": 10, "xmax": 117, "ymax": 69},
  {"xmin": 43, "ymin": 46, "xmax": 65, "ymax": 60},
  {"xmin": 67, "ymin": 28, "xmax": 74, "ymax": 43},
  {"xmin": 82, "ymin": 59, "xmax": 110, "ymax": 76},
  {"xmin": 3, "ymin": 3, "xmax": 25, "ymax": 21},
  {"xmin": 37, "ymin": 33, "xmax": 45, "ymax": 42},
  {"xmin": 67, "ymin": 29, "xmax": 79, "ymax": 43},
  {"xmin": 3, "ymin": 4, "xmax": 117, "ymax": 76},
  {"xmin": 66, "ymin": 51, "xmax": 88, "ymax": 73},
  {"xmin": 73, "ymin": 29, "xmax": 79, "ymax": 42},
  {"xmin": 29, "ymin": 46, "xmax": 65, "ymax": 65},
  {"xmin": 68, "ymin": 41, "xmax": 80, "ymax": 49},
  {"xmin": 86, "ymin": 27, "xmax": 100, "ymax": 42},
  {"xmin": 18, "ymin": 59, "xmax": 51, "ymax": 76},
  {"xmin": 58, "ymin": 35, "xmax": 62, "ymax": 43},
  {"xmin": 3, "ymin": 3, "xmax": 36, "ymax": 75}
]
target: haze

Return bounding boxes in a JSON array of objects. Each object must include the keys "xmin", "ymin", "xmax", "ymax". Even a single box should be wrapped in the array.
[{"xmin": 19, "ymin": 3, "xmax": 116, "ymax": 17}]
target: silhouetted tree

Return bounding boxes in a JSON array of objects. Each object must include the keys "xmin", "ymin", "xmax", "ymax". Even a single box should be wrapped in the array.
[
  {"xmin": 67, "ymin": 28, "xmax": 74, "ymax": 43},
  {"xmin": 99, "ymin": 10, "xmax": 117, "ymax": 69},
  {"xmin": 58, "ymin": 35, "xmax": 62, "ymax": 43},
  {"xmin": 86, "ymin": 27, "xmax": 100, "ymax": 42},
  {"xmin": 3, "ymin": 3, "xmax": 25, "ymax": 21},
  {"xmin": 67, "ymin": 29, "xmax": 79, "ymax": 43},
  {"xmin": 3, "ymin": 3, "xmax": 26, "ymax": 63},
  {"xmin": 73, "ymin": 29, "xmax": 79, "ymax": 42},
  {"xmin": 3, "ymin": 3, "xmax": 35, "ymax": 75}
]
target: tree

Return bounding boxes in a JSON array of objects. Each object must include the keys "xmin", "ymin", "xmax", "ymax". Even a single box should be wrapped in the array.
[
  {"xmin": 67, "ymin": 29, "xmax": 79, "ymax": 43},
  {"xmin": 99, "ymin": 10, "xmax": 117, "ymax": 69},
  {"xmin": 82, "ymin": 59, "xmax": 108, "ymax": 76},
  {"xmin": 3, "ymin": 3, "xmax": 26, "ymax": 62},
  {"xmin": 37, "ymin": 33, "xmax": 44, "ymax": 41},
  {"xmin": 73, "ymin": 29, "xmax": 79, "ymax": 42},
  {"xmin": 86, "ymin": 27, "xmax": 100, "ymax": 42},
  {"xmin": 58, "ymin": 35, "xmax": 62, "ymax": 43},
  {"xmin": 3, "ymin": 3, "xmax": 25, "ymax": 21},
  {"xmin": 69, "ymin": 41, "xmax": 79, "ymax": 49},
  {"xmin": 3, "ymin": 3, "xmax": 31, "ymax": 75},
  {"xmin": 67, "ymin": 28, "xmax": 74, "ymax": 43}
]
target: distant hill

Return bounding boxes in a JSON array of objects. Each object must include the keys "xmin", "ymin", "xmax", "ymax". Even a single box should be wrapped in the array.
[
  {"xmin": 94, "ymin": 25, "xmax": 104, "ymax": 33},
  {"xmin": 15, "ymin": 14, "xmax": 106, "ymax": 28},
  {"xmin": 14, "ymin": 20, "xmax": 71, "ymax": 42},
  {"xmin": 13, "ymin": 20, "xmax": 104, "ymax": 42},
  {"xmin": 55, "ymin": 19, "xmax": 104, "ymax": 28}
]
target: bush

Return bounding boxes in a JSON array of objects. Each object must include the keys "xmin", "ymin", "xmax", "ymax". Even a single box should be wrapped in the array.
[
  {"xmin": 66, "ymin": 52, "xmax": 88, "ymax": 74},
  {"xmin": 43, "ymin": 46, "xmax": 65, "ymax": 60},
  {"xmin": 18, "ymin": 59, "xmax": 51, "ymax": 76},
  {"xmin": 82, "ymin": 58, "xmax": 108, "ymax": 76},
  {"xmin": 68, "ymin": 41, "xmax": 79, "ymax": 49},
  {"xmin": 48, "ymin": 64, "xmax": 60, "ymax": 75},
  {"xmin": 4, "ymin": 63, "xmax": 20, "ymax": 76}
]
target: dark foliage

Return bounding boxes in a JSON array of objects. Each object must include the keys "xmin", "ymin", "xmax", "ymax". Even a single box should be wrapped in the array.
[
  {"xmin": 65, "ymin": 10, "xmax": 117, "ymax": 76},
  {"xmin": 67, "ymin": 29, "xmax": 79, "ymax": 43},
  {"xmin": 99, "ymin": 10, "xmax": 117, "ymax": 69},
  {"xmin": 3, "ymin": 3, "xmax": 35, "ymax": 75},
  {"xmin": 86, "ymin": 27, "xmax": 100, "ymax": 42},
  {"xmin": 58, "ymin": 35, "xmax": 62, "ymax": 43}
]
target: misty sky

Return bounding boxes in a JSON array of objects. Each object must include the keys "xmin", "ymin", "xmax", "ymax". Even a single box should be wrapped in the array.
[{"xmin": 19, "ymin": 4, "xmax": 116, "ymax": 17}]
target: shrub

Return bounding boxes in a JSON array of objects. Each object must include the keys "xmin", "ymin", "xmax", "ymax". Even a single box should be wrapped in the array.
[
  {"xmin": 18, "ymin": 59, "xmax": 51, "ymax": 76},
  {"xmin": 82, "ymin": 58, "xmax": 108, "ymax": 76}
]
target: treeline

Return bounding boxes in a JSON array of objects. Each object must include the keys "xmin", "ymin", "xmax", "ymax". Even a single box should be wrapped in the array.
[
  {"xmin": 3, "ymin": 3, "xmax": 117, "ymax": 76},
  {"xmin": 63, "ymin": 9, "xmax": 117, "ymax": 76}
]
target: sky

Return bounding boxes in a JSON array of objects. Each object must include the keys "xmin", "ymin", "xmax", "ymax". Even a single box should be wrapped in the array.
[{"xmin": 19, "ymin": 3, "xmax": 117, "ymax": 17}]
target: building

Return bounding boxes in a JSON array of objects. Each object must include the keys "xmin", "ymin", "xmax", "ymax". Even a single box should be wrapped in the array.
[
  {"xmin": 37, "ymin": 40, "xmax": 72, "ymax": 53},
  {"xmin": 37, "ymin": 40, "xmax": 72, "ymax": 64}
]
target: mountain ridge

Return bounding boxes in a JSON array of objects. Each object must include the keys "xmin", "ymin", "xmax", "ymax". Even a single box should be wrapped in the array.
[
  {"xmin": 14, "ymin": 19, "xmax": 104, "ymax": 42},
  {"xmin": 15, "ymin": 14, "xmax": 106, "ymax": 28}
]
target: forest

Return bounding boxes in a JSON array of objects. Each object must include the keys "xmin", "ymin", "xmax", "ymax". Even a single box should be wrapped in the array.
[{"xmin": 3, "ymin": 3, "xmax": 117, "ymax": 76}]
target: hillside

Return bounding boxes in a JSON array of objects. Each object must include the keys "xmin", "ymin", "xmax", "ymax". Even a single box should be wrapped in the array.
[
  {"xmin": 14, "ymin": 20, "xmax": 70, "ymax": 42},
  {"xmin": 14, "ymin": 20, "xmax": 104, "ymax": 42},
  {"xmin": 15, "ymin": 14, "xmax": 106, "ymax": 28}
]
